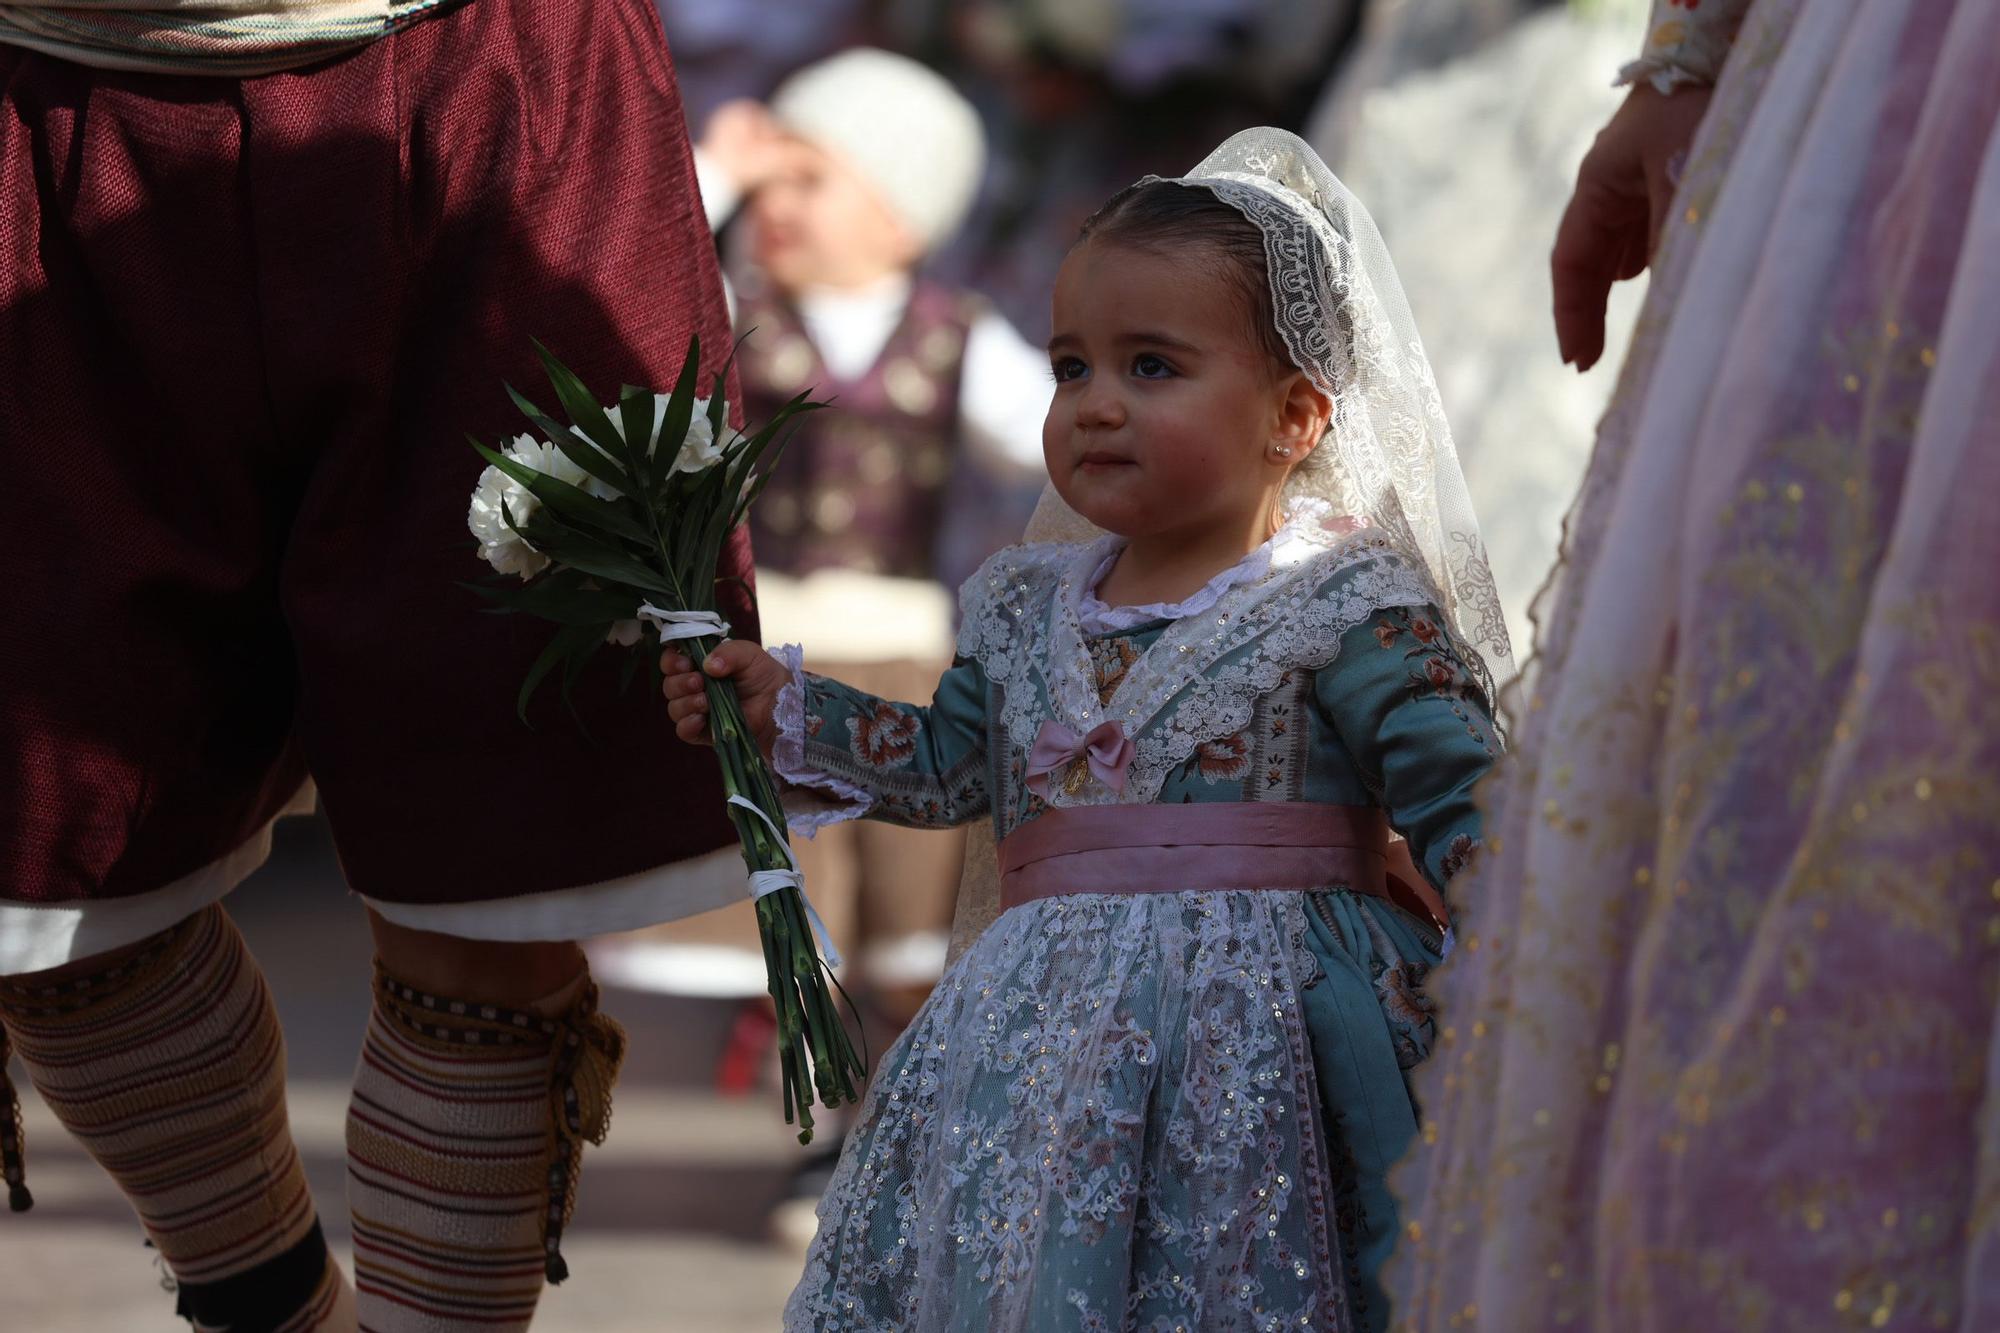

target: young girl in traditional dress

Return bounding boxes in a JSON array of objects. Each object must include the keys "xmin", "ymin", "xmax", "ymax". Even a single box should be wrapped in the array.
[{"xmin": 665, "ymin": 127, "xmax": 1512, "ymax": 1332}]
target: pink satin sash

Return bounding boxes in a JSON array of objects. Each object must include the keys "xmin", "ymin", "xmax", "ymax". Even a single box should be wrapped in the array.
[{"xmin": 996, "ymin": 802, "xmax": 1449, "ymax": 931}]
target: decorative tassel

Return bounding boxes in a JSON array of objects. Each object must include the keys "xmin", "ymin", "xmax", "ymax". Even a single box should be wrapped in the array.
[
  {"xmin": 1, "ymin": 1029, "xmax": 30, "ymax": 1213},
  {"xmin": 542, "ymin": 985, "xmax": 625, "ymax": 1286}
]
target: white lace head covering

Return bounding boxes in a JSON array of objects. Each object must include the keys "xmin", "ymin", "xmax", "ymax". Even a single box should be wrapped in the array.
[{"xmin": 1035, "ymin": 126, "xmax": 1513, "ymax": 678}]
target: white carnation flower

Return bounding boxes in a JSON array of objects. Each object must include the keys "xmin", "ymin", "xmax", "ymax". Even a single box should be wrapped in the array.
[
  {"xmin": 507, "ymin": 433, "xmax": 592, "ymax": 489},
  {"xmin": 595, "ymin": 393, "xmax": 727, "ymax": 475},
  {"xmin": 468, "ymin": 465, "xmax": 541, "ymax": 578},
  {"xmin": 672, "ymin": 402, "xmax": 726, "ymax": 474},
  {"xmin": 467, "ymin": 434, "xmax": 593, "ymax": 579}
]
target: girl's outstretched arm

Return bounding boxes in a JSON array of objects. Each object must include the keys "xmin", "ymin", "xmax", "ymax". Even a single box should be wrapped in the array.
[{"xmin": 666, "ymin": 642, "xmax": 992, "ymax": 832}]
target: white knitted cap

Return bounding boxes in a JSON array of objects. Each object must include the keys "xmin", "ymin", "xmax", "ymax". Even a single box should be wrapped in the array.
[{"xmin": 769, "ymin": 47, "xmax": 987, "ymax": 255}]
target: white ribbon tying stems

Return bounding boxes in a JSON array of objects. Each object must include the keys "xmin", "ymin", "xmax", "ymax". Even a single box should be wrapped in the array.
[
  {"xmin": 636, "ymin": 605, "xmax": 841, "ymax": 967},
  {"xmin": 726, "ymin": 794, "xmax": 843, "ymax": 970},
  {"xmin": 637, "ymin": 603, "xmax": 731, "ymax": 642}
]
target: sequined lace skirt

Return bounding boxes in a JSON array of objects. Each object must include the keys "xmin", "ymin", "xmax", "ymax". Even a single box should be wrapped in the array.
[{"xmin": 786, "ymin": 886, "xmax": 1443, "ymax": 1333}]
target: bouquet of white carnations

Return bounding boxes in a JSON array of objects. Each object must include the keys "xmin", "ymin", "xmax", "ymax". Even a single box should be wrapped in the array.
[{"xmin": 466, "ymin": 336, "xmax": 860, "ymax": 1141}]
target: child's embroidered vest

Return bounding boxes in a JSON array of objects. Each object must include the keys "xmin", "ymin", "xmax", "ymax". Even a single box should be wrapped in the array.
[{"xmin": 739, "ymin": 280, "xmax": 980, "ymax": 582}]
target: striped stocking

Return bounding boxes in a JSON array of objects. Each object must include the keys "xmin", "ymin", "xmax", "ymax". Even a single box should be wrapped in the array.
[
  {"xmin": 346, "ymin": 968, "xmax": 624, "ymax": 1332},
  {"xmin": 0, "ymin": 905, "xmax": 351, "ymax": 1331}
]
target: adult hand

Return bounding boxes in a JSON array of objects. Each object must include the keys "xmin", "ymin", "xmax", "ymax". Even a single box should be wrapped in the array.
[
  {"xmin": 698, "ymin": 99, "xmax": 792, "ymax": 197},
  {"xmin": 1552, "ymin": 82, "xmax": 1713, "ymax": 371},
  {"xmin": 661, "ymin": 640, "xmax": 788, "ymax": 759}
]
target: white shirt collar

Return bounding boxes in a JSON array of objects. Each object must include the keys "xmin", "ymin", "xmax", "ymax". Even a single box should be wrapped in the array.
[{"xmin": 794, "ymin": 273, "xmax": 915, "ymax": 383}]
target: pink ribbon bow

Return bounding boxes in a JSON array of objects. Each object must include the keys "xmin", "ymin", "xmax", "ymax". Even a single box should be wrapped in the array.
[{"xmin": 1025, "ymin": 719, "xmax": 1136, "ymax": 800}]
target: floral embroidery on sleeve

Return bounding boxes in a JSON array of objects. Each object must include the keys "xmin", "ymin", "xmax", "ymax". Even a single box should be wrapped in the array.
[
  {"xmin": 848, "ymin": 701, "xmax": 921, "ymax": 770},
  {"xmin": 778, "ymin": 653, "xmax": 992, "ymax": 832},
  {"xmin": 1617, "ymin": 0, "xmax": 1754, "ymax": 92},
  {"xmin": 1372, "ymin": 610, "xmax": 1483, "ymax": 706}
]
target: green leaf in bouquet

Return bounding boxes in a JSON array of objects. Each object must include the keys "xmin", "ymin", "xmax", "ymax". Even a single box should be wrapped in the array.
[
  {"xmin": 729, "ymin": 460, "xmax": 782, "ymax": 534},
  {"xmin": 616, "ymin": 385, "xmax": 657, "ymax": 485},
  {"xmin": 472, "ymin": 441, "xmax": 653, "ymax": 546},
  {"xmin": 705, "ymin": 329, "xmax": 751, "ymax": 441},
  {"xmin": 674, "ymin": 467, "xmax": 738, "ymax": 579},
  {"xmin": 503, "ymin": 388, "xmax": 632, "ymax": 497},
  {"xmin": 533, "ymin": 340, "xmax": 649, "ymax": 495},
  {"xmin": 710, "ymin": 405, "xmax": 800, "ymax": 536},
  {"xmin": 706, "ymin": 383, "xmax": 730, "ymax": 440},
  {"xmin": 727, "ymin": 403, "xmax": 819, "ymax": 529},
  {"xmin": 663, "ymin": 448, "xmax": 733, "ymax": 574},
  {"xmin": 727, "ymin": 391, "xmax": 823, "ymax": 491},
  {"xmin": 503, "ymin": 568, "xmax": 642, "ymax": 626},
  {"xmin": 649, "ymin": 334, "xmax": 704, "ymax": 504},
  {"xmin": 517, "ymin": 524, "xmax": 680, "ymax": 600},
  {"xmin": 516, "ymin": 621, "xmax": 605, "ymax": 724},
  {"xmin": 500, "ymin": 502, "xmax": 670, "ymax": 595},
  {"xmin": 708, "ymin": 394, "xmax": 823, "ymax": 561}
]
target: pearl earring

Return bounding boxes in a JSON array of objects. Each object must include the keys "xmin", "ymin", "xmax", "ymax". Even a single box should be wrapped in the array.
[{"xmin": 1274, "ymin": 445, "xmax": 1293, "ymax": 458}]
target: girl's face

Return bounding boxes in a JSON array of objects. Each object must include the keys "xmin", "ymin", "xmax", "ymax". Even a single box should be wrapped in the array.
[{"xmin": 1043, "ymin": 240, "xmax": 1316, "ymax": 545}]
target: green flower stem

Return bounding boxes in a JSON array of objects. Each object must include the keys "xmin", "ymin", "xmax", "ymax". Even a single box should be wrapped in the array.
[{"xmin": 683, "ymin": 633, "xmax": 863, "ymax": 1142}]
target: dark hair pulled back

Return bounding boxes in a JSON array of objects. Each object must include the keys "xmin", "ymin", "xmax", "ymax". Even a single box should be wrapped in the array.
[{"xmin": 1075, "ymin": 179, "xmax": 1293, "ymax": 373}]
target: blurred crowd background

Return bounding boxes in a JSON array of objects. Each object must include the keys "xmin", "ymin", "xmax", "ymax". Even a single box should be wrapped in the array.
[{"xmin": 23, "ymin": 1, "xmax": 1655, "ymax": 1328}]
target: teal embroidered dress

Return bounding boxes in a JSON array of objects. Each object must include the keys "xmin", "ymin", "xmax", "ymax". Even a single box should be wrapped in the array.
[{"xmin": 777, "ymin": 512, "xmax": 1500, "ymax": 1333}]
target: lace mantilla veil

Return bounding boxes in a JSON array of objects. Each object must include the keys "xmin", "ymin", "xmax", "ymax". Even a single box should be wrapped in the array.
[{"xmin": 947, "ymin": 126, "xmax": 1510, "ymax": 961}]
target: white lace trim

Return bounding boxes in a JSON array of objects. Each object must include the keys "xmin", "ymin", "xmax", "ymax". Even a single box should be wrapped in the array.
[
  {"xmin": 959, "ymin": 520, "xmax": 1440, "ymax": 807},
  {"xmin": 1074, "ymin": 507, "xmax": 1310, "ymax": 634},
  {"xmin": 1615, "ymin": 56, "xmax": 1716, "ymax": 95},
  {"xmin": 785, "ymin": 889, "xmax": 1350, "ymax": 1329},
  {"xmin": 1198, "ymin": 172, "xmax": 1512, "ymax": 671},
  {"xmin": 769, "ymin": 643, "xmax": 875, "ymax": 836}
]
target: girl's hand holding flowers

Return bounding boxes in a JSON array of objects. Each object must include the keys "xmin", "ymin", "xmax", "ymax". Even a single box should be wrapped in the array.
[{"xmin": 661, "ymin": 641, "xmax": 787, "ymax": 757}]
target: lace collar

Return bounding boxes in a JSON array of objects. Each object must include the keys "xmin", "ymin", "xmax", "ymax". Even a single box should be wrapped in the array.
[{"xmin": 1074, "ymin": 501, "xmax": 1348, "ymax": 635}]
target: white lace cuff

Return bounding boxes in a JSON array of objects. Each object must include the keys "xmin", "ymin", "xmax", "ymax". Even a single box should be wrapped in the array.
[
  {"xmin": 1615, "ymin": 0, "xmax": 1750, "ymax": 93},
  {"xmin": 770, "ymin": 643, "xmax": 875, "ymax": 837},
  {"xmin": 1614, "ymin": 56, "xmax": 1716, "ymax": 95}
]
